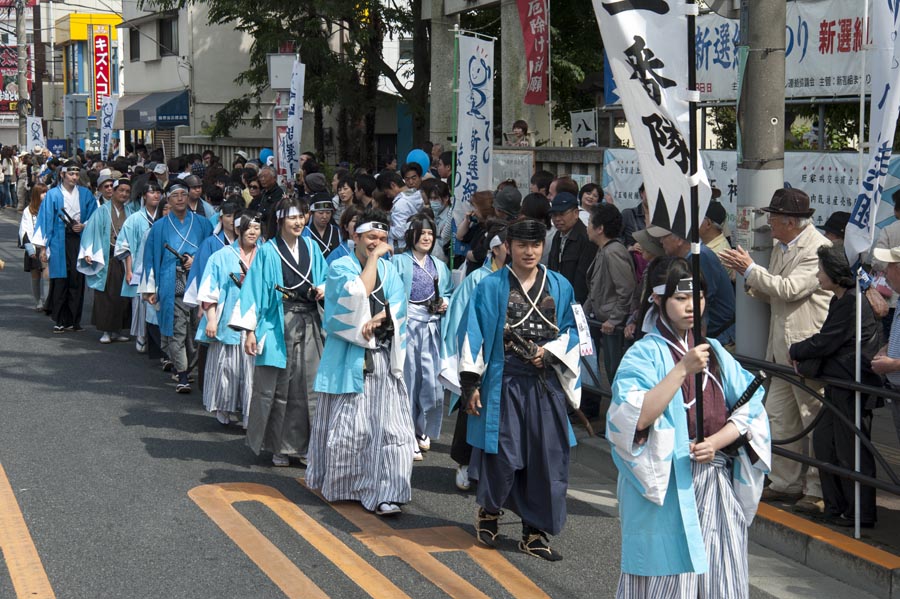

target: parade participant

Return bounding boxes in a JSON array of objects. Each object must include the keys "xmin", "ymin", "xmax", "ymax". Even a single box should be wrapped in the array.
[
  {"xmin": 139, "ymin": 182, "xmax": 214, "ymax": 393},
  {"xmin": 229, "ymin": 197, "xmax": 328, "ymax": 467},
  {"xmin": 95, "ymin": 170, "xmax": 115, "ymax": 206},
  {"xmin": 327, "ymin": 204, "xmax": 363, "ymax": 265},
  {"xmin": 394, "ymin": 213, "xmax": 452, "ymax": 460},
  {"xmin": 458, "ymin": 218, "xmax": 581, "ymax": 560},
  {"xmin": 19, "ymin": 184, "xmax": 49, "ymax": 311},
  {"xmin": 378, "ymin": 169, "xmax": 423, "ymax": 252},
  {"xmin": 32, "ymin": 160, "xmax": 97, "ymax": 333},
  {"xmin": 184, "ymin": 174, "xmax": 216, "ymax": 218},
  {"xmin": 184, "ymin": 199, "xmax": 242, "ymax": 307},
  {"xmin": 302, "ymin": 199, "xmax": 342, "ymax": 260},
  {"xmin": 197, "ymin": 210, "xmax": 262, "ymax": 426},
  {"xmin": 608, "ymin": 257, "xmax": 770, "ymax": 597},
  {"xmin": 440, "ymin": 220, "xmax": 508, "ymax": 491},
  {"xmin": 307, "ymin": 207, "xmax": 414, "ymax": 516},
  {"xmin": 116, "ymin": 180, "xmax": 164, "ymax": 354},
  {"xmin": 77, "ymin": 178, "xmax": 133, "ymax": 343}
]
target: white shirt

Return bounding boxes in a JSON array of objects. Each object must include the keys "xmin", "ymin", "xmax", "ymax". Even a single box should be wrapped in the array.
[
  {"xmin": 61, "ymin": 185, "xmax": 80, "ymax": 222},
  {"xmin": 286, "ymin": 239, "xmax": 300, "ymax": 263},
  {"xmin": 389, "ymin": 189, "xmax": 424, "ymax": 249}
]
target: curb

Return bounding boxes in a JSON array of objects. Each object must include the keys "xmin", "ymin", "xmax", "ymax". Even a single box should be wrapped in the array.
[{"xmin": 571, "ymin": 431, "xmax": 900, "ymax": 599}]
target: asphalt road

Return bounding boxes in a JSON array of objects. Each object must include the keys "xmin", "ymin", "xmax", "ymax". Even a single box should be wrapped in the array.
[{"xmin": 0, "ymin": 210, "xmax": 625, "ymax": 599}]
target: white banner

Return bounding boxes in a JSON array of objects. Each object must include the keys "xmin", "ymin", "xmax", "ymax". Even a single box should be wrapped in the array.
[
  {"xmin": 26, "ymin": 116, "xmax": 44, "ymax": 153},
  {"xmin": 593, "ymin": 0, "xmax": 711, "ymax": 238},
  {"xmin": 99, "ymin": 95, "xmax": 118, "ymax": 162},
  {"xmin": 284, "ymin": 60, "xmax": 305, "ymax": 182},
  {"xmin": 453, "ymin": 34, "xmax": 494, "ymax": 223},
  {"xmin": 570, "ymin": 109, "xmax": 598, "ymax": 147},
  {"xmin": 846, "ymin": 2, "xmax": 900, "ymax": 265}
]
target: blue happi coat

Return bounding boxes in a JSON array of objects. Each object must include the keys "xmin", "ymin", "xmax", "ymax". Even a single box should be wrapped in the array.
[
  {"xmin": 313, "ymin": 252, "xmax": 408, "ymax": 395},
  {"xmin": 31, "ymin": 185, "xmax": 97, "ymax": 279},
  {"xmin": 607, "ymin": 326, "xmax": 771, "ymax": 576},
  {"xmin": 457, "ymin": 267, "xmax": 582, "ymax": 454},
  {"xmin": 138, "ymin": 211, "xmax": 214, "ymax": 337},
  {"xmin": 195, "ymin": 245, "xmax": 248, "ymax": 346},
  {"xmin": 114, "ymin": 208, "xmax": 156, "ymax": 298},
  {"xmin": 228, "ymin": 237, "xmax": 327, "ymax": 368},
  {"xmin": 76, "ymin": 202, "xmax": 128, "ymax": 291},
  {"xmin": 184, "ymin": 230, "xmax": 231, "ymax": 306},
  {"xmin": 326, "ymin": 241, "xmax": 353, "ymax": 265}
]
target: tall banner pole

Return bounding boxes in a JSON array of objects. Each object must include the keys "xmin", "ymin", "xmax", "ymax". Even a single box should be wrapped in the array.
[
  {"xmin": 449, "ymin": 25, "xmax": 460, "ymax": 272},
  {"xmin": 687, "ymin": 0, "xmax": 703, "ymax": 441}
]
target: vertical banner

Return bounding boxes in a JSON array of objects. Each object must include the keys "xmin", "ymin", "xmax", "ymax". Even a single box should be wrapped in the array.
[
  {"xmin": 453, "ymin": 34, "xmax": 494, "ymax": 222},
  {"xmin": 26, "ymin": 116, "xmax": 44, "ymax": 152},
  {"xmin": 846, "ymin": 2, "xmax": 900, "ymax": 265},
  {"xmin": 99, "ymin": 95, "xmax": 118, "ymax": 161},
  {"xmin": 91, "ymin": 25, "xmax": 111, "ymax": 113},
  {"xmin": 284, "ymin": 60, "xmax": 305, "ymax": 181},
  {"xmin": 593, "ymin": 0, "xmax": 711, "ymax": 237},
  {"xmin": 517, "ymin": 0, "xmax": 549, "ymax": 104},
  {"xmin": 570, "ymin": 109, "xmax": 598, "ymax": 146}
]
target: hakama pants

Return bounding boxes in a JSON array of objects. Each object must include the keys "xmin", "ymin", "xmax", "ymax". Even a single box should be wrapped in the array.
[
  {"xmin": 91, "ymin": 246, "xmax": 131, "ymax": 332},
  {"xmin": 47, "ymin": 229, "xmax": 85, "ymax": 328},
  {"xmin": 130, "ymin": 297, "xmax": 147, "ymax": 339},
  {"xmin": 203, "ymin": 334, "xmax": 254, "ymax": 417},
  {"xmin": 246, "ymin": 303, "xmax": 322, "ymax": 456},
  {"xmin": 307, "ymin": 345, "xmax": 415, "ymax": 511},
  {"xmin": 469, "ymin": 355, "xmax": 571, "ymax": 535},
  {"xmin": 616, "ymin": 455, "xmax": 750, "ymax": 599},
  {"xmin": 403, "ymin": 303, "xmax": 444, "ymax": 439}
]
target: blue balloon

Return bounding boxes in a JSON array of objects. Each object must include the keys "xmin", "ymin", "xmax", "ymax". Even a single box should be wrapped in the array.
[
  {"xmin": 406, "ymin": 149, "xmax": 431, "ymax": 176},
  {"xmin": 259, "ymin": 148, "xmax": 273, "ymax": 164}
]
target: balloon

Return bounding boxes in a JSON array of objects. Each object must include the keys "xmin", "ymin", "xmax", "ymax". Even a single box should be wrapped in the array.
[
  {"xmin": 259, "ymin": 148, "xmax": 273, "ymax": 164},
  {"xmin": 406, "ymin": 149, "xmax": 431, "ymax": 176}
]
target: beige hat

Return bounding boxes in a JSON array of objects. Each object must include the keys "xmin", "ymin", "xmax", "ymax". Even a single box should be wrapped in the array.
[
  {"xmin": 873, "ymin": 246, "xmax": 900, "ymax": 264},
  {"xmin": 633, "ymin": 228, "xmax": 665, "ymax": 258}
]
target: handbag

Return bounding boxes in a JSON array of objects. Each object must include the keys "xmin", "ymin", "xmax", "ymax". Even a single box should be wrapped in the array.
[{"xmin": 865, "ymin": 285, "xmax": 890, "ymax": 319}]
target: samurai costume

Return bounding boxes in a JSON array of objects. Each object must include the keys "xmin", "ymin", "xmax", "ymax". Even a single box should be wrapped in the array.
[
  {"xmin": 138, "ymin": 210, "xmax": 214, "ymax": 384},
  {"xmin": 196, "ymin": 243, "xmax": 256, "ymax": 425},
  {"xmin": 228, "ymin": 235, "xmax": 328, "ymax": 459},
  {"xmin": 31, "ymin": 180, "xmax": 97, "ymax": 330},
  {"xmin": 608, "ymin": 308, "xmax": 771, "ymax": 598},
  {"xmin": 115, "ymin": 205, "xmax": 158, "ymax": 349},
  {"xmin": 394, "ymin": 250, "xmax": 453, "ymax": 442},
  {"xmin": 77, "ymin": 198, "xmax": 131, "ymax": 335},
  {"xmin": 326, "ymin": 240, "xmax": 353, "ymax": 265},
  {"xmin": 307, "ymin": 249, "xmax": 415, "ymax": 511},
  {"xmin": 459, "ymin": 259, "xmax": 581, "ymax": 559},
  {"xmin": 302, "ymin": 200, "xmax": 342, "ymax": 260}
]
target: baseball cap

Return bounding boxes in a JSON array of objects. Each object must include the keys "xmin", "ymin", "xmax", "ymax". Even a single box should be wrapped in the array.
[
  {"xmin": 548, "ymin": 192, "xmax": 578, "ymax": 214},
  {"xmin": 493, "ymin": 186, "xmax": 522, "ymax": 217}
]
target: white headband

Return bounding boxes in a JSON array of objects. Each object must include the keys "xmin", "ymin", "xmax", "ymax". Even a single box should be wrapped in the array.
[
  {"xmin": 489, "ymin": 235, "xmax": 503, "ymax": 249},
  {"xmin": 652, "ymin": 277, "xmax": 694, "ymax": 296},
  {"xmin": 355, "ymin": 221, "xmax": 390, "ymax": 234},
  {"xmin": 276, "ymin": 207, "xmax": 304, "ymax": 219}
]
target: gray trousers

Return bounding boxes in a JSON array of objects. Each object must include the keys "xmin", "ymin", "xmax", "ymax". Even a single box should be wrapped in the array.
[{"xmin": 163, "ymin": 295, "xmax": 199, "ymax": 374}]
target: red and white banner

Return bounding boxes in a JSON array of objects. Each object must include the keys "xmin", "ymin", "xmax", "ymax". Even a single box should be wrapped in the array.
[
  {"xmin": 92, "ymin": 25, "xmax": 111, "ymax": 113},
  {"xmin": 517, "ymin": 0, "xmax": 549, "ymax": 105}
]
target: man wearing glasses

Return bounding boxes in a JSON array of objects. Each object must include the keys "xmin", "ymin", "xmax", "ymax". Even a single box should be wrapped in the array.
[{"xmin": 96, "ymin": 169, "xmax": 115, "ymax": 206}]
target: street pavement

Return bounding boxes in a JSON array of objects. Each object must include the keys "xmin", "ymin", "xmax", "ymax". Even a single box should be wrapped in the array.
[{"xmin": 0, "ymin": 209, "xmax": 883, "ymax": 599}]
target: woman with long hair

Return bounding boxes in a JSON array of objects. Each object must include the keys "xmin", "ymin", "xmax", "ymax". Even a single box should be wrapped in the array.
[{"xmin": 18, "ymin": 183, "xmax": 49, "ymax": 309}]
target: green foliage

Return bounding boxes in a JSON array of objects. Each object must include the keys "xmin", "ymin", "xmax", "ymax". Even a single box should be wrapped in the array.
[
  {"xmin": 549, "ymin": 0, "xmax": 602, "ymax": 130},
  {"xmin": 708, "ymin": 106, "xmax": 736, "ymax": 149}
]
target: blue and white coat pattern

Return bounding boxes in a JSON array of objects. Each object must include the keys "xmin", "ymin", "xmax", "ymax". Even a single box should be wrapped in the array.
[
  {"xmin": 76, "ymin": 202, "xmax": 126, "ymax": 291},
  {"xmin": 31, "ymin": 185, "xmax": 97, "ymax": 279},
  {"xmin": 114, "ymin": 208, "xmax": 156, "ymax": 298},
  {"xmin": 195, "ymin": 245, "xmax": 249, "ymax": 346}
]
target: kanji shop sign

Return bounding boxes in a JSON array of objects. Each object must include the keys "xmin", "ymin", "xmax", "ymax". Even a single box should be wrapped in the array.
[
  {"xmin": 0, "ymin": 45, "xmax": 32, "ymax": 114},
  {"xmin": 91, "ymin": 25, "xmax": 111, "ymax": 113},
  {"xmin": 517, "ymin": 0, "xmax": 549, "ymax": 105}
]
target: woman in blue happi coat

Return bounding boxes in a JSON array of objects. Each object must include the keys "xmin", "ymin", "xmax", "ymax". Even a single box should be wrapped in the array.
[
  {"xmin": 458, "ymin": 218, "xmax": 581, "ymax": 561},
  {"xmin": 184, "ymin": 198, "xmax": 242, "ymax": 307},
  {"xmin": 229, "ymin": 197, "xmax": 328, "ymax": 467},
  {"xmin": 393, "ymin": 212, "xmax": 453, "ymax": 460},
  {"xmin": 608, "ymin": 257, "xmax": 770, "ymax": 598}
]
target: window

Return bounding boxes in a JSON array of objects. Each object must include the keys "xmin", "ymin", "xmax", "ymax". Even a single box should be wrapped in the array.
[
  {"xmin": 129, "ymin": 28, "xmax": 140, "ymax": 62},
  {"xmin": 158, "ymin": 17, "xmax": 178, "ymax": 57}
]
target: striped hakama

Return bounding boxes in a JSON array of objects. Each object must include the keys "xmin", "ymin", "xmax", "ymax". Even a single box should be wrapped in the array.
[
  {"xmin": 246, "ymin": 302, "xmax": 322, "ymax": 456},
  {"xmin": 130, "ymin": 297, "xmax": 147, "ymax": 339},
  {"xmin": 616, "ymin": 454, "xmax": 749, "ymax": 599},
  {"xmin": 403, "ymin": 303, "xmax": 444, "ymax": 440},
  {"xmin": 307, "ymin": 345, "xmax": 415, "ymax": 511},
  {"xmin": 202, "ymin": 331, "xmax": 254, "ymax": 417}
]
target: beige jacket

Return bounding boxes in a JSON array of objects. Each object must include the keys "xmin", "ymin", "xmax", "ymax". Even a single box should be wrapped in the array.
[{"xmin": 745, "ymin": 224, "xmax": 833, "ymax": 365}]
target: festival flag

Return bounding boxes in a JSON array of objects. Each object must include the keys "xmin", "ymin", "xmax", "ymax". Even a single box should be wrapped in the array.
[
  {"xmin": 517, "ymin": 0, "xmax": 549, "ymax": 105},
  {"xmin": 845, "ymin": 2, "xmax": 900, "ymax": 266},
  {"xmin": 284, "ymin": 59, "xmax": 306, "ymax": 181},
  {"xmin": 99, "ymin": 95, "xmax": 118, "ymax": 161},
  {"xmin": 592, "ymin": 0, "xmax": 711, "ymax": 237},
  {"xmin": 26, "ymin": 116, "xmax": 44, "ymax": 153}
]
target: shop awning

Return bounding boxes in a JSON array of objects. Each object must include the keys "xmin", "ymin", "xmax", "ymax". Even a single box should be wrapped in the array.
[{"xmin": 114, "ymin": 90, "xmax": 189, "ymax": 130}]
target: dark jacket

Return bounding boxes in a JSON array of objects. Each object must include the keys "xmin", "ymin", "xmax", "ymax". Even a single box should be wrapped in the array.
[
  {"xmin": 548, "ymin": 219, "xmax": 596, "ymax": 304},
  {"xmin": 621, "ymin": 203, "xmax": 645, "ymax": 248},
  {"xmin": 250, "ymin": 184, "xmax": 284, "ymax": 219}
]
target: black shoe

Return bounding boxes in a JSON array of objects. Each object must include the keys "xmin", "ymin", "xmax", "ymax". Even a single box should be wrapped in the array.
[
  {"xmin": 475, "ymin": 508, "xmax": 502, "ymax": 548},
  {"xmin": 52, "ymin": 325, "xmax": 65, "ymax": 334},
  {"xmin": 519, "ymin": 525, "xmax": 563, "ymax": 561}
]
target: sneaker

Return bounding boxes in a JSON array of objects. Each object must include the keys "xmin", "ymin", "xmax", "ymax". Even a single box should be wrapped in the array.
[
  {"xmin": 161, "ymin": 359, "xmax": 175, "ymax": 372},
  {"xmin": 413, "ymin": 448, "xmax": 424, "ymax": 461},
  {"xmin": 171, "ymin": 372, "xmax": 196, "ymax": 383},
  {"xmin": 519, "ymin": 526, "xmax": 563, "ymax": 561},
  {"xmin": 455, "ymin": 465, "xmax": 471, "ymax": 491},
  {"xmin": 272, "ymin": 453, "xmax": 290, "ymax": 467},
  {"xmin": 416, "ymin": 434, "xmax": 431, "ymax": 452},
  {"xmin": 53, "ymin": 325, "xmax": 65, "ymax": 334},
  {"xmin": 794, "ymin": 495, "xmax": 825, "ymax": 515},
  {"xmin": 375, "ymin": 502, "xmax": 402, "ymax": 516},
  {"xmin": 175, "ymin": 382, "xmax": 191, "ymax": 394},
  {"xmin": 100, "ymin": 332, "xmax": 113, "ymax": 344},
  {"xmin": 475, "ymin": 508, "xmax": 502, "ymax": 547}
]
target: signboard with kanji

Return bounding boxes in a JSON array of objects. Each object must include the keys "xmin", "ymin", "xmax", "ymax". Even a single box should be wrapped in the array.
[
  {"xmin": 91, "ymin": 25, "xmax": 111, "ymax": 113},
  {"xmin": 0, "ymin": 45, "xmax": 32, "ymax": 114}
]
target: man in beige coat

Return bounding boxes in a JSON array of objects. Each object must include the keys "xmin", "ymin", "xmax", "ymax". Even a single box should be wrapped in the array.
[{"xmin": 721, "ymin": 188, "xmax": 832, "ymax": 510}]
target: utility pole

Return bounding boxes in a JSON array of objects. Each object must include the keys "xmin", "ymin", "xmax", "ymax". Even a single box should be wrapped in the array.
[
  {"xmin": 16, "ymin": 0, "xmax": 28, "ymax": 147},
  {"xmin": 733, "ymin": 0, "xmax": 785, "ymax": 358}
]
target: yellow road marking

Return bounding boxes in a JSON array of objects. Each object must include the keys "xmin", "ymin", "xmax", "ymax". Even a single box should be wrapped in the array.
[{"xmin": 0, "ymin": 462, "xmax": 56, "ymax": 598}]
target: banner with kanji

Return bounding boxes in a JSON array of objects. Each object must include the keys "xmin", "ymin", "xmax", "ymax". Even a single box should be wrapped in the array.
[
  {"xmin": 570, "ymin": 109, "xmax": 598, "ymax": 147},
  {"xmin": 284, "ymin": 60, "xmax": 305, "ymax": 181},
  {"xmin": 845, "ymin": 1, "xmax": 900, "ymax": 266},
  {"xmin": 593, "ymin": 0, "xmax": 711, "ymax": 238},
  {"xmin": 517, "ymin": 0, "xmax": 549, "ymax": 105},
  {"xmin": 0, "ymin": 45, "xmax": 32, "ymax": 114},
  {"xmin": 91, "ymin": 25, "xmax": 111, "ymax": 113},
  {"xmin": 453, "ymin": 34, "xmax": 494, "ymax": 222},
  {"xmin": 26, "ymin": 116, "xmax": 44, "ymax": 153},
  {"xmin": 99, "ymin": 95, "xmax": 118, "ymax": 161}
]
